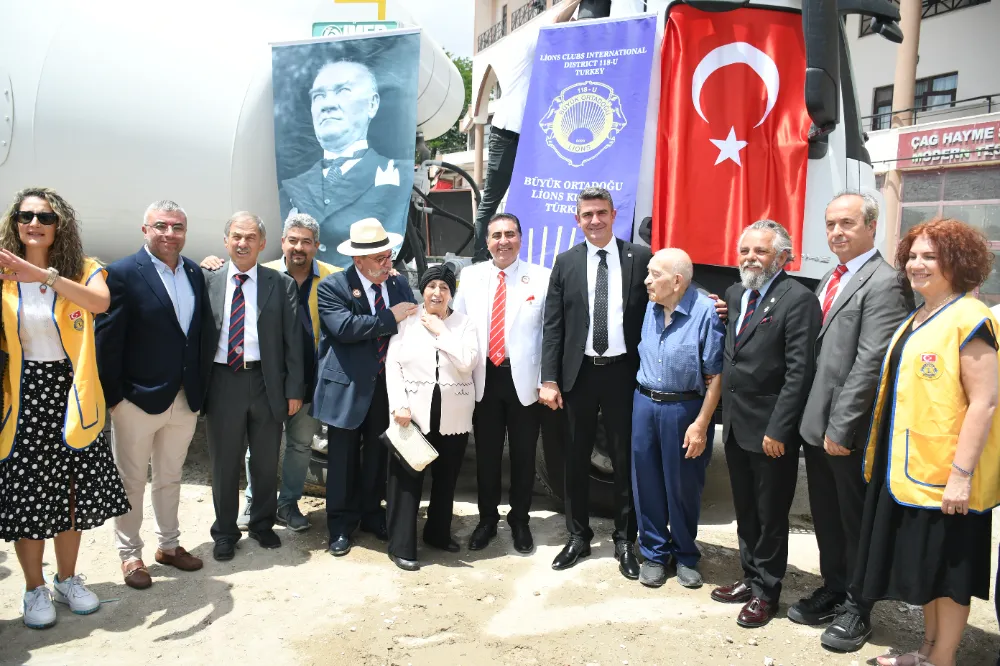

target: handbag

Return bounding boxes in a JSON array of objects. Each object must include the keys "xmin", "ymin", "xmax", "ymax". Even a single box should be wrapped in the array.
[{"xmin": 385, "ymin": 419, "xmax": 439, "ymax": 472}]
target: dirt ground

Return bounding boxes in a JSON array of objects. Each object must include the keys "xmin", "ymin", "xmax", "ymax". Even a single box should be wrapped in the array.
[{"xmin": 1, "ymin": 424, "xmax": 998, "ymax": 666}]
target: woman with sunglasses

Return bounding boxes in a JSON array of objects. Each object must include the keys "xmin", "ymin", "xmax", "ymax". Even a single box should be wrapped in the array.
[{"xmin": 0, "ymin": 188, "xmax": 130, "ymax": 629}]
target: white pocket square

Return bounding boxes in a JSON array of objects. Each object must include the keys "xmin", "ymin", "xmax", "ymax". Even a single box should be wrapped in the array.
[{"xmin": 375, "ymin": 160, "xmax": 400, "ymax": 187}]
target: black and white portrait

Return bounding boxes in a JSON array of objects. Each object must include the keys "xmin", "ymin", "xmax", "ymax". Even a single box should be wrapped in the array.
[{"xmin": 271, "ymin": 30, "xmax": 420, "ymax": 268}]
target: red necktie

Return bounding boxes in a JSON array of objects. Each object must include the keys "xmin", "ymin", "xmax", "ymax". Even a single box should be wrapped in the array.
[
  {"xmin": 737, "ymin": 289, "xmax": 760, "ymax": 340},
  {"xmin": 822, "ymin": 265, "xmax": 848, "ymax": 322},
  {"xmin": 488, "ymin": 271, "xmax": 506, "ymax": 366}
]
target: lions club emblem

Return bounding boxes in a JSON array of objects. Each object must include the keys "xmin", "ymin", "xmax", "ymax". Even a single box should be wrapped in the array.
[
  {"xmin": 918, "ymin": 353, "xmax": 940, "ymax": 380},
  {"xmin": 539, "ymin": 81, "xmax": 626, "ymax": 167},
  {"xmin": 69, "ymin": 310, "xmax": 84, "ymax": 331}
]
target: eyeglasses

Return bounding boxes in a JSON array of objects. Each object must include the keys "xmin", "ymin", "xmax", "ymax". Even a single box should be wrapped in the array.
[{"xmin": 16, "ymin": 211, "xmax": 58, "ymax": 225}]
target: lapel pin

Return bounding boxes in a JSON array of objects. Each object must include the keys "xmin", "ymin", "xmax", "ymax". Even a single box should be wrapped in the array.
[
  {"xmin": 770, "ymin": 297, "xmax": 775, "ymax": 303},
  {"xmin": 352, "ymin": 288, "xmax": 361, "ymax": 298},
  {"xmin": 764, "ymin": 307, "xmax": 769, "ymax": 313},
  {"xmin": 627, "ymin": 252, "xmax": 632, "ymax": 258},
  {"xmin": 521, "ymin": 275, "xmax": 529, "ymax": 284}
]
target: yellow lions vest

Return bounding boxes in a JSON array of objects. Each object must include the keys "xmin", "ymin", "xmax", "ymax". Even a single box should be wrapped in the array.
[
  {"xmin": 863, "ymin": 294, "xmax": 1000, "ymax": 512},
  {"xmin": 0, "ymin": 258, "xmax": 108, "ymax": 460},
  {"xmin": 263, "ymin": 257, "xmax": 339, "ymax": 349}
]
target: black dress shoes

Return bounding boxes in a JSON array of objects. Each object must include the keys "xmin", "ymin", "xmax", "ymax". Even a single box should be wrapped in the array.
[
  {"xmin": 213, "ymin": 539, "xmax": 236, "ymax": 561},
  {"xmin": 510, "ymin": 523, "xmax": 533, "ymax": 554},
  {"xmin": 424, "ymin": 536, "xmax": 461, "ymax": 553},
  {"xmin": 737, "ymin": 597, "xmax": 778, "ymax": 628},
  {"xmin": 615, "ymin": 541, "xmax": 640, "ymax": 580},
  {"xmin": 248, "ymin": 528, "xmax": 281, "ymax": 549},
  {"xmin": 329, "ymin": 535, "xmax": 352, "ymax": 557},
  {"xmin": 360, "ymin": 521, "xmax": 389, "ymax": 542},
  {"xmin": 820, "ymin": 611, "xmax": 872, "ymax": 652},
  {"xmin": 389, "ymin": 553, "xmax": 420, "ymax": 571},
  {"xmin": 552, "ymin": 536, "xmax": 591, "ymax": 570},
  {"xmin": 711, "ymin": 580, "xmax": 753, "ymax": 604},
  {"xmin": 468, "ymin": 523, "xmax": 498, "ymax": 551}
]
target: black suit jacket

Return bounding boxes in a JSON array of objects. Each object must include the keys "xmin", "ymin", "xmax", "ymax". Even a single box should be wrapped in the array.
[
  {"xmin": 279, "ymin": 150, "xmax": 413, "ymax": 270},
  {"xmin": 721, "ymin": 272, "xmax": 821, "ymax": 453},
  {"xmin": 311, "ymin": 267, "xmax": 417, "ymax": 431},
  {"xmin": 541, "ymin": 239, "xmax": 652, "ymax": 393},
  {"xmin": 96, "ymin": 248, "xmax": 214, "ymax": 414},
  {"xmin": 202, "ymin": 262, "xmax": 305, "ymax": 423}
]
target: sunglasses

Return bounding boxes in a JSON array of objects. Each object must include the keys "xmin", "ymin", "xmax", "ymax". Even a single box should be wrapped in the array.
[{"xmin": 16, "ymin": 211, "xmax": 58, "ymax": 225}]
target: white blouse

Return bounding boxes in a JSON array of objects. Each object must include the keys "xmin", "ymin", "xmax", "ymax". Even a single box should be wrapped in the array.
[{"xmin": 20, "ymin": 283, "xmax": 68, "ymax": 362}]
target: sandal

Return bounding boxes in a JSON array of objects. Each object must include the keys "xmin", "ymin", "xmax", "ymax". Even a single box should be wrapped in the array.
[{"xmin": 876, "ymin": 653, "xmax": 927, "ymax": 666}]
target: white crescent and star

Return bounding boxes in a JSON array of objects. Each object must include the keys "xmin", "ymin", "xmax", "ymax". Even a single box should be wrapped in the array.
[{"xmin": 691, "ymin": 41, "xmax": 781, "ymax": 167}]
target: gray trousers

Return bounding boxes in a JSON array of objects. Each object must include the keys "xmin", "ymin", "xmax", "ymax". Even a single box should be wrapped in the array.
[{"xmin": 206, "ymin": 364, "xmax": 282, "ymax": 542}]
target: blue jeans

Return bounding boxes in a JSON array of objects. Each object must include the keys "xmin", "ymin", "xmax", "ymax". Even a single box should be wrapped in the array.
[{"xmin": 244, "ymin": 407, "xmax": 321, "ymax": 508}]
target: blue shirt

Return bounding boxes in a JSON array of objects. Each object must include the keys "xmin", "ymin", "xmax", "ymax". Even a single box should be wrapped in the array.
[
  {"xmin": 144, "ymin": 245, "xmax": 194, "ymax": 335},
  {"xmin": 735, "ymin": 270, "xmax": 782, "ymax": 333},
  {"xmin": 636, "ymin": 286, "xmax": 725, "ymax": 395}
]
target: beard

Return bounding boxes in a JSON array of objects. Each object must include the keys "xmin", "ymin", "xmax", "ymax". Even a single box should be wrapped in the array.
[{"xmin": 739, "ymin": 259, "xmax": 780, "ymax": 290}]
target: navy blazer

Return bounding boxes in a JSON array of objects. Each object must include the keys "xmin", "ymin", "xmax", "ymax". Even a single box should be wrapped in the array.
[
  {"xmin": 311, "ymin": 266, "xmax": 416, "ymax": 430},
  {"xmin": 96, "ymin": 247, "xmax": 213, "ymax": 414}
]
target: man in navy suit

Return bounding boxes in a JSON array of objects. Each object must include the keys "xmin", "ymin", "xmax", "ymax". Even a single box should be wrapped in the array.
[
  {"xmin": 313, "ymin": 218, "xmax": 417, "ymax": 556},
  {"xmin": 96, "ymin": 200, "xmax": 215, "ymax": 590}
]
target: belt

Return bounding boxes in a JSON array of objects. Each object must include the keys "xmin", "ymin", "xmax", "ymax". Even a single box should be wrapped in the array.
[
  {"xmin": 216, "ymin": 361, "xmax": 261, "ymax": 371},
  {"xmin": 491, "ymin": 358, "xmax": 511, "ymax": 368},
  {"xmin": 584, "ymin": 354, "xmax": 627, "ymax": 366},
  {"xmin": 638, "ymin": 386, "xmax": 701, "ymax": 402}
]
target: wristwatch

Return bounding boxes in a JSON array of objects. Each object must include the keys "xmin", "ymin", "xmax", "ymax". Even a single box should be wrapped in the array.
[{"xmin": 43, "ymin": 267, "xmax": 59, "ymax": 288}]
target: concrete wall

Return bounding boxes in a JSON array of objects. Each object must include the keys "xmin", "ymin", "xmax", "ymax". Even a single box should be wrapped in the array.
[{"xmin": 847, "ymin": 3, "xmax": 1000, "ymax": 126}]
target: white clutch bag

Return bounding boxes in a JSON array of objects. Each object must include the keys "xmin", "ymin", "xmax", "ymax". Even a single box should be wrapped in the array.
[{"xmin": 385, "ymin": 419, "xmax": 439, "ymax": 472}]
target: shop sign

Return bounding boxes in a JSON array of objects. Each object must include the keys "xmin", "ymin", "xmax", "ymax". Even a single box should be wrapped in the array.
[{"xmin": 897, "ymin": 119, "xmax": 1000, "ymax": 168}]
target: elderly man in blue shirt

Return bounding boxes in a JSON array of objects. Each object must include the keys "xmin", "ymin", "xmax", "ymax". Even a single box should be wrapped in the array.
[{"xmin": 632, "ymin": 248, "xmax": 725, "ymax": 589}]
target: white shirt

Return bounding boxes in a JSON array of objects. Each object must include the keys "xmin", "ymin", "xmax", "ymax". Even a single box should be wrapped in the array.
[
  {"xmin": 489, "ymin": 26, "xmax": 541, "ymax": 133},
  {"xmin": 487, "ymin": 258, "xmax": 520, "ymax": 356},
  {"xmin": 20, "ymin": 283, "xmax": 67, "ymax": 362},
  {"xmin": 145, "ymin": 246, "xmax": 194, "ymax": 335},
  {"xmin": 585, "ymin": 239, "xmax": 627, "ymax": 357},
  {"xmin": 214, "ymin": 262, "xmax": 260, "ymax": 363},
  {"xmin": 819, "ymin": 247, "xmax": 878, "ymax": 309},
  {"xmin": 357, "ymin": 269, "xmax": 390, "ymax": 315},
  {"xmin": 736, "ymin": 270, "xmax": 782, "ymax": 333},
  {"xmin": 322, "ymin": 139, "xmax": 368, "ymax": 179}
]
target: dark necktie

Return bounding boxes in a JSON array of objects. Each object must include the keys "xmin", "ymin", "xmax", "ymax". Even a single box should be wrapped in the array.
[
  {"xmin": 227, "ymin": 273, "xmax": 250, "ymax": 369},
  {"xmin": 737, "ymin": 289, "xmax": 761, "ymax": 340},
  {"xmin": 593, "ymin": 249, "xmax": 609, "ymax": 355},
  {"xmin": 371, "ymin": 283, "xmax": 389, "ymax": 371},
  {"xmin": 323, "ymin": 149, "xmax": 367, "ymax": 184}
]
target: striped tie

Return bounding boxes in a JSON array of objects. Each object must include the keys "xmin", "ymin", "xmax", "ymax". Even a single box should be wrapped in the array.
[
  {"xmin": 736, "ymin": 289, "xmax": 760, "ymax": 341},
  {"xmin": 488, "ymin": 271, "xmax": 506, "ymax": 366},
  {"xmin": 371, "ymin": 283, "xmax": 389, "ymax": 371},
  {"xmin": 227, "ymin": 273, "xmax": 250, "ymax": 369},
  {"xmin": 821, "ymin": 264, "xmax": 848, "ymax": 322}
]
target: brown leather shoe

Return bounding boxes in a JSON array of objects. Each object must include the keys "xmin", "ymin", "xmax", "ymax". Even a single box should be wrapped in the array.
[
  {"xmin": 711, "ymin": 580, "xmax": 753, "ymax": 604},
  {"xmin": 737, "ymin": 596, "xmax": 777, "ymax": 628},
  {"xmin": 122, "ymin": 560, "xmax": 152, "ymax": 589},
  {"xmin": 155, "ymin": 546, "xmax": 203, "ymax": 572}
]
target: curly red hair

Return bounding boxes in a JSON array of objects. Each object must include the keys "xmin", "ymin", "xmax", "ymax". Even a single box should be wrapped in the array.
[{"xmin": 895, "ymin": 217, "xmax": 994, "ymax": 292}]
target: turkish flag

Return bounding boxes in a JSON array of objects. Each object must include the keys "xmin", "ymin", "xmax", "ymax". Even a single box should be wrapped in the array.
[{"xmin": 652, "ymin": 6, "xmax": 811, "ymax": 270}]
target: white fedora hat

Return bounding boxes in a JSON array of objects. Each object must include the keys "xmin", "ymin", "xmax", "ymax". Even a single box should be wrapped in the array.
[{"xmin": 336, "ymin": 218, "xmax": 404, "ymax": 257}]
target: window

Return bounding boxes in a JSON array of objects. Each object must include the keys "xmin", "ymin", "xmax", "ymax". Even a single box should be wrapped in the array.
[
  {"xmin": 899, "ymin": 166, "xmax": 1000, "ymax": 306},
  {"xmin": 860, "ymin": 0, "xmax": 991, "ymax": 37},
  {"xmin": 869, "ymin": 73, "xmax": 958, "ymax": 130}
]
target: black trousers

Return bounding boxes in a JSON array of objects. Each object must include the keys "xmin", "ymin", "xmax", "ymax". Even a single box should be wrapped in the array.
[
  {"xmin": 386, "ymin": 388, "xmax": 469, "ymax": 561},
  {"xmin": 725, "ymin": 433, "xmax": 799, "ymax": 604},
  {"xmin": 563, "ymin": 360, "xmax": 637, "ymax": 543},
  {"xmin": 472, "ymin": 126, "xmax": 520, "ymax": 262},
  {"xmin": 473, "ymin": 362, "xmax": 541, "ymax": 526},
  {"xmin": 325, "ymin": 375, "xmax": 389, "ymax": 541},
  {"xmin": 804, "ymin": 443, "xmax": 871, "ymax": 616},
  {"xmin": 206, "ymin": 364, "xmax": 282, "ymax": 543}
]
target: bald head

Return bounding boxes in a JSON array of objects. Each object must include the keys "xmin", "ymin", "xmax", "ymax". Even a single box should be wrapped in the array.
[{"xmin": 645, "ymin": 248, "xmax": 693, "ymax": 306}]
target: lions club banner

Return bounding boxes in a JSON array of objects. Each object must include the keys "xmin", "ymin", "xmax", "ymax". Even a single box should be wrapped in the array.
[{"xmin": 505, "ymin": 16, "xmax": 656, "ymax": 267}]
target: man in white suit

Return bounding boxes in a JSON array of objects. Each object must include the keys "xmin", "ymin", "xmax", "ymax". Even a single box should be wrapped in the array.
[{"xmin": 453, "ymin": 213, "xmax": 551, "ymax": 553}]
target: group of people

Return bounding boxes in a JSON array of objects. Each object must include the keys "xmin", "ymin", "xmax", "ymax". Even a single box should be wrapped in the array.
[{"xmin": 0, "ymin": 185, "xmax": 997, "ymax": 666}]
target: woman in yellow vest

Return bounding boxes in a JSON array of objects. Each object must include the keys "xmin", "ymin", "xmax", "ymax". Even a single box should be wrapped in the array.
[
  {"xmin": 857, "ymin": 218, "xmax": 1000, "ymax": 666},
  {"xmin": 0, "ymin": 188, "xmax": 130, "ymax": 630}
]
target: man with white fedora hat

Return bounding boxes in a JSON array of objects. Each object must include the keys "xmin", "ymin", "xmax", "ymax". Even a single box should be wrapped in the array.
[{"xmin": 312, "ymin": 217, "xmax": 418, "ymax": 557}]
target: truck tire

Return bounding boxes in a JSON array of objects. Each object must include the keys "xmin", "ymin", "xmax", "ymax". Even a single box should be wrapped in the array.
[{"xmin": 534, "ymin": 409, "xmax": 617, "ymax": 518}]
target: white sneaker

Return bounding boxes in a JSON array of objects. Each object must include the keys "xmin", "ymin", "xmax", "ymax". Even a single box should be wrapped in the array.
[
  {"xmin": 22, "ymin": 585, "xmax": 57, "ymax": 629},
  {"xmin": 53, "ymin": 574, "xmax": 101, "ymax": 615}
]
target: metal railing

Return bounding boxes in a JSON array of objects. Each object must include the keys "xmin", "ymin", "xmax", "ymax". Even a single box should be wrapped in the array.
[
  {"xmin": 861, "ymin": 93, "xmax": 998, "ymax": 132},
  {"xmin": 477, "ymin": 17, "xmax": 507, "ymax": 52},
  {"xmin": 860, "ymin": 0, "xmax": 991, "ymax": 37},
  {"xmin": 511, "ymin": 0, "xmax": 546, "ymax": 31}
]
